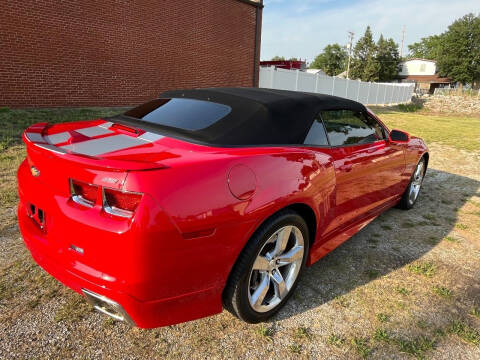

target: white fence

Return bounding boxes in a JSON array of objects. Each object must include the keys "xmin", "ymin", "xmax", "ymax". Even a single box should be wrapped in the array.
[{"xmin": 259, "ymin": 67, "xmax": 415, "ymax": 106}]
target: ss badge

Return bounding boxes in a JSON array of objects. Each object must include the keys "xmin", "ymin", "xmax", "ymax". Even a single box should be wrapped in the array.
[{"xmin": 30, "ymin": 166, "xmax": 40, "ymax": 177}]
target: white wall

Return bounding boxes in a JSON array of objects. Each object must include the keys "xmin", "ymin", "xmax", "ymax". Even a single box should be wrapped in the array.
[
  {"xmin": 398, "ymin": 60, "xmax": 436, "ymax": 76},
  {"xmin": 259, "ymin": 67, "xmax": 415, "ymax": 106}
]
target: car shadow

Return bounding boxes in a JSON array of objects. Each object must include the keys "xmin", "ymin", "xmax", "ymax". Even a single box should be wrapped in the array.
[{"xmin": 272, "ymin": 168, "xmax": 480, "ymax": 321}]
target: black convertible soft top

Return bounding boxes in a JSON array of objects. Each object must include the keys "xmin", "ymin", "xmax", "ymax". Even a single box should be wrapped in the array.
[{"xmin": 115, "ymin": 87, "xmax": 366, "ymax": 146}]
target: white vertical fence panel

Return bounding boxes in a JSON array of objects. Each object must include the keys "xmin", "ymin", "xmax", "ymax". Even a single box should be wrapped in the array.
[
  {"xmin": 366, "ymin": 83, "xmax": 376, "ymax": 105},
  {"xmin": 334, "ymin": 78, "xmax": 348, "ymax": 98},
  {"xmin": 346, "ymin": 80, "xmax": 359, "ymax": 101},
  {"xmin": 259, "ymin": 67, "xmax": 414, "ymax": 106},
  {"xmin": 297, "ymin": 71, "xmax": 316, "ymax": 92}
]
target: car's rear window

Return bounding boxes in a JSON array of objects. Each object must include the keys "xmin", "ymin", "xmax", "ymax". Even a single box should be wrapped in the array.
[{"xmin": 124, "ymin": 98, "xmax": 232, "ymax": 131}]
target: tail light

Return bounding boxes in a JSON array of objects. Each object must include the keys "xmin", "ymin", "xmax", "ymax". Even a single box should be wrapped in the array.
[
  {"xmin": 69, "ymin": 178, "xmax": 142, "ymax": 218},
  {"xmin": 102, "ymin": 188, "xmax": 142, "ymax": 218},
  {"xmin": 70, "ymin": 179, "xmax": 98, "ymax": 207}
]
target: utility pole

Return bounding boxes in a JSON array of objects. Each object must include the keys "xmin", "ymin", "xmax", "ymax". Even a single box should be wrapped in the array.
[
  {"xmin": 400, "ymin": 25, "xmax": 406, "ymax": 58},
  {"xmin": 346, "ymin": 31, "xmax": 354, "ymax": 79}
]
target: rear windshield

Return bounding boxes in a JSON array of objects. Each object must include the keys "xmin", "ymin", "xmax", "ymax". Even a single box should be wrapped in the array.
[{"xmin": 123, "ymin": 98, "xmax": 231, "ymax": 131}]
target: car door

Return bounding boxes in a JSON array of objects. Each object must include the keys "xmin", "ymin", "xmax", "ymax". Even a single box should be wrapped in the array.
[{"xmin": 303, "ymin": 109, "xmax": 404, "ymax": 236}]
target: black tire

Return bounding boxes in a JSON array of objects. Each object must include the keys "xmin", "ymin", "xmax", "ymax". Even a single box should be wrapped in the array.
[
  {"xmin": 223, "ymin": 209, "xmax": 309, "ymax": 323},
  {"xmin": 397, "ymin": 157, "xmax": 426, "ymax": 210}
]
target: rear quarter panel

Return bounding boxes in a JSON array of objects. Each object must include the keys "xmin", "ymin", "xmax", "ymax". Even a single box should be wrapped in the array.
[{"xmin": 123, "ymin": 146, "xmax": 335, "ymax": 296}]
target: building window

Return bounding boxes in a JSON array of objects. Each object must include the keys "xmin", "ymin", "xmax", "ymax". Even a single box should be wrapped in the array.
[{"xmin": 420, "ymin": 63, "xmax": 426, "ymax": 72}]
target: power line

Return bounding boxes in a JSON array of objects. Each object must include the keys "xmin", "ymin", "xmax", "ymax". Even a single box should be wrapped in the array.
[{"xmin": 400, "ymin": 25, "xmax": 406, "ymax": 58}]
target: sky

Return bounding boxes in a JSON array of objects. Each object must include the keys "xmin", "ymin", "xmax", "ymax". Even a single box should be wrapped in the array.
[{"xmin": 260, "ymin": 0, "xmax": 479, "ymax": 63}]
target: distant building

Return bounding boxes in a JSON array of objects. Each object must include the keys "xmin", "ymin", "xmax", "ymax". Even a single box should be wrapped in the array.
[
  {"xmin": 398, "ymin": 59, "xmax": 453, "ymax": 94},
  {"xmin": 260, "ymin": 60, "xmax": 307, "ymax": 71},
  {"xmin": 305, "ymin": 69, "xmax": 327, "ymax": 76}
]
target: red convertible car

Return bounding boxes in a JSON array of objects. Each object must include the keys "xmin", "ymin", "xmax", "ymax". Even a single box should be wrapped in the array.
[{"xmin": 18, "ymin": 88, "xmax": 428, "ymax": 328}]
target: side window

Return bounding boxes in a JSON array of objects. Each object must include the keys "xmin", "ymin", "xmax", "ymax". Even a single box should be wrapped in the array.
[
  {"xmin": 303, "ymin": 114, "xmax": 329, "ymax": 146},
  {"xmin": 322, "ymin": 110, "xmax": 385, "ymax": 146}
]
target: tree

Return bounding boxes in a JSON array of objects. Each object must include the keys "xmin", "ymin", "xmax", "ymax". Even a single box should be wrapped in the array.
[
  {"xmin": 376, "ymin": 35, "xmax": 401, "ymax": 82},
  {"xmin": 363, "ymin": 54, "xmax": 380, "ymax": 82},
  {"xmin": 350, "ymin": 26, "xmax": 377, "ymax": 80},
  {"xmin": 408, "ymin": 35, "xmax": 443, "ymax": 60},
  {"xmin": 271, "ymin": 56, "xmax": 286, "ymax": 61},
  {"xmin": 436, "ymin": 13, "xmax": 480, "ymax": 86},
  {"xmin": 309, "ymin": 44, "xmax": 348, "ymax": 76}
]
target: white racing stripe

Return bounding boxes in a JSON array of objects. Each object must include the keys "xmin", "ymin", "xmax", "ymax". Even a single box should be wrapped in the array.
[
  {"xmin": 61, "ymin": 134, "xmax": 149, "ymax": 156},
  {"xmin": 25, "ymin": 132, "xmax": 46, "ymax": 143},
  {"xmin": 138, "ymin": 132, "xmax": 164, "ymax": 142},
  {"xmin": 75, "ymin": 125, "xmax": 113, "ymax": 137},
  {"xmin": 45, "ymin": 132, "xmax": 71, "ymax": 145},
  {"xmin": 99, "ymin": 121, "xmax": 113, "ymax": 129}
]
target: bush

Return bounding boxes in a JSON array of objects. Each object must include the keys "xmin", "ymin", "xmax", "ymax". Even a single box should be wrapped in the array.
[{"xmin": 397, "ymin": 103, "xmax": 423, "ymax": 112}]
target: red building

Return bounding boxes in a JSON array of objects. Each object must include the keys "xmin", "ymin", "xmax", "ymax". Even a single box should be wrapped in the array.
[
  {"xmin": 0, "ymin": 0, "xmax": 263, "ymax": 108},
  {"xmin": 260, "ymin": 60, "xmax": 307, "ymax": 71}
]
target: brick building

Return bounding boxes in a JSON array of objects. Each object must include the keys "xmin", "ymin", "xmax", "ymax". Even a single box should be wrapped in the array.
[{"xmin": 0, "ymin": 0, "xmax": 263, "ymax": 108}]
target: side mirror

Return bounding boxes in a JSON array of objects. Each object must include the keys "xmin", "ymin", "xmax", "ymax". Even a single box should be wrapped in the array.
[{"xmin": 389, "ymin": 129, "xmax": 409, "ymax": 143}]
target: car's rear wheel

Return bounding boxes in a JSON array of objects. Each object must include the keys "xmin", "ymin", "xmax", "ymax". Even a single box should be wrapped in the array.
[
  {"xmin": 398, "ymin": 157, "xmax": 426, "ymax": 210},
  {"xmin": 223, "ymin": 210, "xmax": 309, "ymax": 323}
]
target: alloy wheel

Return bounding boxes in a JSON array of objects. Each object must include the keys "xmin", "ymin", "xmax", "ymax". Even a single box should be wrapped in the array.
[
  {"xmin": 409, "ymin": 160, "xmax": 425, "ymax": 205},
  {"xmin": 247, "ymin": 225, "xmax": 304, "ymax": 313}
]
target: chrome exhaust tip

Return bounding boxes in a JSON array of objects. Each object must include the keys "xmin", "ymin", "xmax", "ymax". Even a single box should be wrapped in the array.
[{"xmin": 82, "ymin": 289, "xmax": 135, "ymax": 326}]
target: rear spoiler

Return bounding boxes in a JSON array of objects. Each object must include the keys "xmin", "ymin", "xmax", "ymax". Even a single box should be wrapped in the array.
[{"xmin": 23, "ymin": 122, "xmax": 167, "ymax": 172}]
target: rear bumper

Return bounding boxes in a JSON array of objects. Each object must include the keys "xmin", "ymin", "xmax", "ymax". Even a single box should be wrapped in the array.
[{"xmin": 21, "ymin": 228, "xmax": 221, "ymax": 328}]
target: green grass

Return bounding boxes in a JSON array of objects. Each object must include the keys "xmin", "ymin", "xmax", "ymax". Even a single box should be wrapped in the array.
[
  {"xmin": 444, "ymin": 236, "xmax": 458, "ymax": 243},
  {"xmin": 287, "ymin": 343, "xmax": 301, "ymax": 354},
  {"xmin": 396, "ymin": 336, "xmax": 436, "ymax": 359},
  {"xmin": 374, "ymin": 328, "xmax": 391, "ymax": 342},
  {"xmin": 328, "ymin": 333, "xmax": 345, "ymax": 347},
  {"xmin": 396, "ymin": 287, "xmax": 411, "ymax": 296},
  {"xmin": 256, "ymin": 324, "xmax": 274, "ymax": 342},
  {"xmin": 408, "ymin": 262, "xmax": 437, "ymax": 277},
  {"xmin": 376, "ymin": 313, "xmax": 390, "ymax": 323},
  {"xmin": 422, "ymin": 214, "xmax": 437, "ymax": 221},
  {"xmin": 366, "ymin": 269, "xmax": 380, "ymax": 280},
  {"xmin": 471, "ymin": 307, "xmax": 480, "ymax": 319},
  {"xmin": 456, "ymin": 223, "xmax": 468, "ymax": 230},
  {"xmin": 401, "ymin": 220, "xmax": 416, "ymax": 228},
  {"xmin": 397, "ymin": 103, "xmax": 423, "ymax": 112},
  {"xmin": 374, "ymin": 110, "xmax": 480, "ymax": 152},
  {"xmin": 294, "ymin": 326, "xmax": 312, "ymax": 340},
  {"xmin": 447, "ymin": 320, "xmax": 480, "ymax": 345},
  {"xmin": 351, "ymin": 338, "xmax": 373, "ymax": 359},
  {"xmin": 373, "ymin": 328, "xmax": 437, "ymax": 359},
  {"xmin": 432, "ymin": 285, "xmax": 454, "ymax": 299}
]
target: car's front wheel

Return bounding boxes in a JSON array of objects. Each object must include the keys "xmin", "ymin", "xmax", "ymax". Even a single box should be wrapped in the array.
[
  {"xmin": 398, "ymin": 157, "xmax": 426, "ymax": 210},
  {"xmin": 223, "ymin": 210, "xmax": 309, "ymax": 323}
]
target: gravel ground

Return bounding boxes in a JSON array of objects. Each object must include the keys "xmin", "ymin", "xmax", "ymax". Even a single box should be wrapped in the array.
[{"xmin": 0, "ymin": 135, "xmax": 479, "ymax": 359}]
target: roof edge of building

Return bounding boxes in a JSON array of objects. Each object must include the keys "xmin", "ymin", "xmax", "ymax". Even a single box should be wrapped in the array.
[{"xmin": 235, "ymin": 0, "xmax": 264, "ymax": 8}]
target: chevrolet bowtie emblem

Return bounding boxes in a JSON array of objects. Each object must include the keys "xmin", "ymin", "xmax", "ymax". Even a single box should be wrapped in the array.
[{"xmin": 30, "ymin": 166, "xmax": 40, "ymax": 177}]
